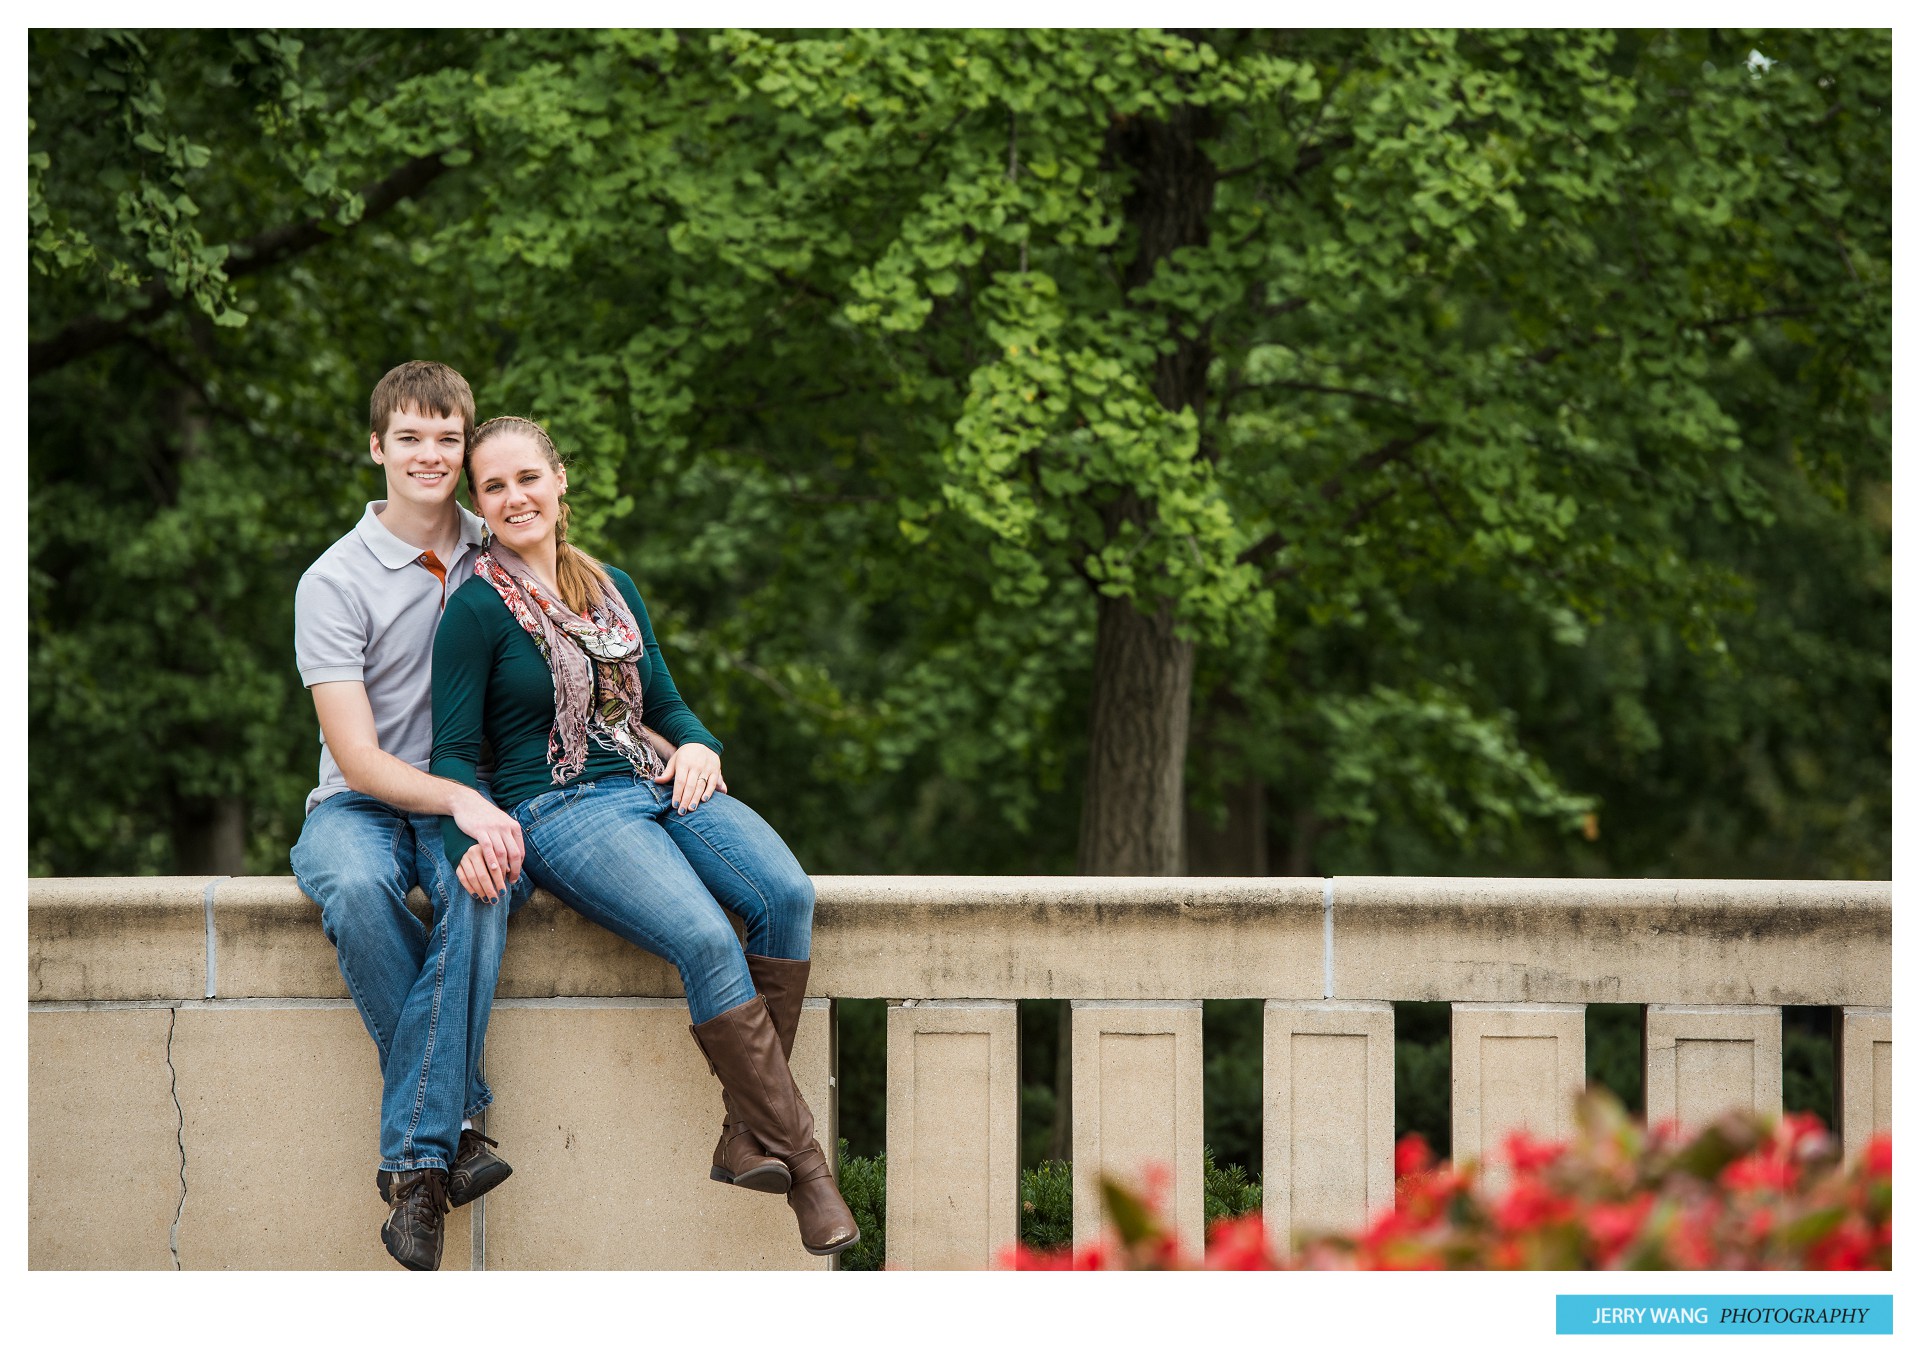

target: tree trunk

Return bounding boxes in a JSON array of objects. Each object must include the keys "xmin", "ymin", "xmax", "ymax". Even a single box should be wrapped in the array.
[
  {"xmin": 171, "ymin": 795, "xmax": 248, "ymax": 875},
  {"xmin": 1283, "ymin": 804, "xmax": 1328, "ymax": 877},
  {"xmin": 161, "ymin": 352, "xmax": 248, "ymax": 877},
  {"xmin": 1052, "ymin": 71, "xmax": 1222, "ymax": 1162},
  {"xmin": 1045, "ymin": 999, "xmax": 1073, "ymax": 1162},
  {"xmin": 1186, "ymin": 776, "xmax": 1270, "ymax": 876},
  {"xmin": 1072, "ymin": 90, "xmax": 1218, "ymax": 878},
  {"xmin": 1076, "ymin": 591, "xmax": 1196, "ymax": 874}
]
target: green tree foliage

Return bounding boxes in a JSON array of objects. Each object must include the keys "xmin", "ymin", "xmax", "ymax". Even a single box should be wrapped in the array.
[{"xmin": 31, "ymin": 28, "xmax": 1888, "ymax": 894}]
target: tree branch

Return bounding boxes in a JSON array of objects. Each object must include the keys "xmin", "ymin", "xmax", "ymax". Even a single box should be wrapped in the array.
[
  {"xmin": 1232, "ymin": 378, "xmax": 1410, "ymax": 409},
  {"xmin": 1694, "ymin": 304, "xmax": 1820, "ymax": 331},
  {"xmin": 1341, "ymin": 486, "xmax": 1398, "ymax": 532},
  {"xmin": 1237, "ymin": 530, "xmax": 1290, "ymax": 568},
  {"xmin": 30, "ymin": 151, "xmax": 458, "ymax": 379},
  {"xmin": 1317, "ymin": 423, "xmax": 1440, "ymax": 503}
]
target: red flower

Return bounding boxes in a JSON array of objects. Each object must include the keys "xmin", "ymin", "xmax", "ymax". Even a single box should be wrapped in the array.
[
  {"xmin": 1000, "ymin": 1243, "xmax": 1074, "ymax": 1270},
  {"xmin": 1778, "ymin": 1112, "xmax": 1829, "ymax": 1153},
  {"xmin": 1204, "ymin": 1213, "xmax": 1278, "ymax": 1270},
  {"xmin": 1138, "ymin": 1161, "xmax": 1173, "ymax": 1211},
  {"xmin": 1721, "ymin": 1151, "xmax": 1798, "ymax": 1193},
  {"xmin": 1808, "ymin": 1217, "xmax": 1878, "ymax": 1271},
  {"xmin": 1039, "ymin": 1090, "xmax": 1890, "ymax": 1274},
  {"xmin": 1493, "ymin": 1175, "xmax": 1574, "ymax": 1233},
  {"xmin": 1072, "ymin": 1243, "xmax": 1112, "ymax": 1271},
  {"xmin": 1666, "ymin": 1199, "xmax": 1723, "ymax": 1269},
  {"xmin": 1502, "ymin": 1131, "xmax": 1567, "ymax": 1176},
  {"xmin": 1584, "ymin": 1195, "xmax": 1654, "ymax": 1264},
  {"xmin": 1366, "ymin": 1200, "xmax": 1417, "ymax": 1245}
]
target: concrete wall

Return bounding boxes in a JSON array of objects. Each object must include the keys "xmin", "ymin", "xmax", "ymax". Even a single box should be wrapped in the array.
[{"xmin": 28, "ymin": 874, "xmax": 1891, "ymax": 1269}]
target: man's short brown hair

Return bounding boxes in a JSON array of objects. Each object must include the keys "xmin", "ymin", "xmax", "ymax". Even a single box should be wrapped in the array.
[{"xmin": 369, "ymin": 361, "xmax": 476, "ymax": 445}]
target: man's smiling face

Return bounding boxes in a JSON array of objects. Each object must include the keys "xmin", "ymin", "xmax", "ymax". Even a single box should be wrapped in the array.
[{"xmin": 370, "ymin": 404, "xmax": 465, "ymax": 510}]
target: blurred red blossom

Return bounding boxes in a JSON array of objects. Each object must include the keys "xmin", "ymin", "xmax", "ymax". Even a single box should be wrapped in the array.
[{"xmin": 999, "ymin": 1090, "xmax": 1891, "ymax": 1272}]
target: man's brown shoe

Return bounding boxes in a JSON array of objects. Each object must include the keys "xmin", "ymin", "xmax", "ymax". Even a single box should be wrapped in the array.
[
  {"xmin": 448, "ymin": 1129, "xmax": 512, "ymax": 1208},
  {"xmin": 380, "ymin": 1168, "xmax": 449, "ymax": 1271}
]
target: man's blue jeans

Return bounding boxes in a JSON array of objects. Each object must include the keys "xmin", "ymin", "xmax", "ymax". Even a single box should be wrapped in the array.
[
  {"xmin": 514, "ymin": 773, "xmax": 814, "ymax": 1024},
  {"xmin": 291, "ymin": 791, "xmax": 516, "ymax": 1173}
]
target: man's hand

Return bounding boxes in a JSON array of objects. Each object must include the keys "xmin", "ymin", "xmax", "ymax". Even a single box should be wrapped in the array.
[
  {"xmin": 451, "ymin": 789, "xmax": 525, "ymax": 897},
  {"xmin": 653, "ymin": 742, "xmax": 726, "ymax": 814}
]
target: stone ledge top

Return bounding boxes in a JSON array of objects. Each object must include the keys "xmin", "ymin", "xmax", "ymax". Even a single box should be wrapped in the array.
[
  {"xmin": 27, "ymin": 873, "xmax": 1891, "ymax": 1005},
  {"xmin": 26, "ymin": 873, "xmax": 1891, "ymax": 905}
]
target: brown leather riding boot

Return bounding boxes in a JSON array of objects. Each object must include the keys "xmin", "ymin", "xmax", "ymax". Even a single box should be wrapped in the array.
[
  {"xmin": 710, "ymin": 956, "xmax": 812, "ymax": 1193},
  {"xmin": 691, "ymin": 995, "xmax": 859, "ymax": 1258}
]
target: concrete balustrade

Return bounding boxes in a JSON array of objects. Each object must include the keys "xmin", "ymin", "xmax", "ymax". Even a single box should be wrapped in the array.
[
  {"xmin": 1330, "ymin": 877, "xmax": 1890, "ymax": 1005},
  {"xmin": 1837, "ymin": 1007, "xmax": 1892, "ymax": 1158},
  {"xmin": 1645, "ymin": 1005, "xmax": 1784, "ymax": 1134},
  {"xmin": 1070, "ymin": 1000, "xmax": 1206, "ymax": 1251},
  {"xmin": 28, "ymin": 1006, "xmax": 183, "ymax": 1269},
  {"xmin": 884, "ymin": 1000, "xmax": 1020, "ymax": 1270},
  {"xmin": 1451, "ymin": 1004, "xmax": 1587, "ymax": 1189},
  {"xmin": 28, "ymin": 874, "xmax": 1892, "ymax": 1269},
  {"xmin": 479, "ymin": 998, "xmax": 833, "ymax": 1269},
  {"xmin": 1262, "ymin": 1000, "xmax": 1395, "ymax": 1251}
]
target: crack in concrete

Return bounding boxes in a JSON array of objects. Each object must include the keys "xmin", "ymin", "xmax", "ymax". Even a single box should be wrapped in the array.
[{"xmin": 166, "ymin": 1006, "xmax": 186, "ymax": 1270}]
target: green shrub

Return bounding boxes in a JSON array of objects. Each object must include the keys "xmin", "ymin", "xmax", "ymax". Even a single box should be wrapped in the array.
[
  {"xmin": 1203, "ymin": 1149, "xmax": 1262, "ymax": 1225},
  {"xmin": 1783, "ymin": 1017, "xmax": 1835, "ymax": 1126},
  {"xmin": 1586, "ymin": 1004, "xmax": 1644, "ymax": 1112},
  {"xmin": 835, "ymin": 1141, "xmax": 886, "ymax": 1271},
  {"xmin": 1020, "ymin": 1158, "xmax": 1073, "ymax": 1251}
]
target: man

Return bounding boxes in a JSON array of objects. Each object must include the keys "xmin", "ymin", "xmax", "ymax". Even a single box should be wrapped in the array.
[{"xmin": 289, "ymin": 360, "xmax": 526, "ymax": 1271}]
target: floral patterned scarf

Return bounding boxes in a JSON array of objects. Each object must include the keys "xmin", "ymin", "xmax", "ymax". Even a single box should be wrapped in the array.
[{"xmin": 475, "ymin": 542, "xmax": 662, "ymax": 784}]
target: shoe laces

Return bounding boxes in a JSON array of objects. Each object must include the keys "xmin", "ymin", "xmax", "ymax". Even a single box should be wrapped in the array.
[{"xmin": 394, "ymin": 1169, "xmax": 449, "ymax": 1223}]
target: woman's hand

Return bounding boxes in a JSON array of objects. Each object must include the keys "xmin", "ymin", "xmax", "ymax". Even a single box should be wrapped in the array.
[
  {"xmin": 654, "ymin": 741, "xmax": 726, "ymax": 814},
  {"xmin": 457, "ymin": 842, "xmax": 509, "ymax": 903}
]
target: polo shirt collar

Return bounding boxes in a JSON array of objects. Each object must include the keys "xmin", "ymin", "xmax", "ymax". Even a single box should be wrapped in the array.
[
  {"xmin": 455, "ymin": 503, "xmax": 485, "ymax": 553},
  {"xmin": 355, "ymin": 501, "xmax": 487, "ymax": 571}
]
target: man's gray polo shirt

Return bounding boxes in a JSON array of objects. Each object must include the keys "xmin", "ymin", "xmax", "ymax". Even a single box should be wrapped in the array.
[{"xmin": 295, "ymin": 501, "xmax": 486, "ymax": 813}]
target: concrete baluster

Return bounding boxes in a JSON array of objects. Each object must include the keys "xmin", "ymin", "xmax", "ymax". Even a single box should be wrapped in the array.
[
  {"xmin": 883, "ymin": 999, "xmax": 1019, "ymax": 1269},
  {"xmin": 1836, "ymin": 1006, "xmax": 1891, "ymax": 1158},
  {"xmin": 1262, "ymin": 999, "xmax": 1394, "ymax": 1252},
  {"xmin": 1070, "ymin": 1000, "xmax": 1204, "ymax": 1252},
  {"xmin": 1644, "ymin": 1005, "xmax": 1782, "ymax": 1134},
  {"xmin": 1451, "ymin": 1003, "xmax": 1586, "ymax": 1191}
]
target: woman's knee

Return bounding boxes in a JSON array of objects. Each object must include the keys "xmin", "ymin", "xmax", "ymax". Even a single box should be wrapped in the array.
[
  {"xmin": 770, "ymin": 869, "xmax": 816, "ymax": 935},
  {"xmin": 674, "ymin": 909, "xmax": 746, "ymax": 973}
]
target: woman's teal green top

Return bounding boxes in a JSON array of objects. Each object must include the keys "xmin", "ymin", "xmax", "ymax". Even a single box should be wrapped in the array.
[{"xmin": 430, "ymin": 565, "xmax": 722, "ymax": 866}]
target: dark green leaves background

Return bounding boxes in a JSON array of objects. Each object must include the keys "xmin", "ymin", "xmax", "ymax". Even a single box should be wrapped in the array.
[{"xmin": 29, "ymin": 29, "xmax": 1888, "ymax": 884}]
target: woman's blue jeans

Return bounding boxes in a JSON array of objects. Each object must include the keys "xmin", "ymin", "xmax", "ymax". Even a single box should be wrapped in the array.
[
  {"xmin": 291, "ymin": 791, "xmax": 518, "ymax": 1173},
  {"xmin": 513, "ymin": 772, "xmax": 814, "ymax": 1024}
]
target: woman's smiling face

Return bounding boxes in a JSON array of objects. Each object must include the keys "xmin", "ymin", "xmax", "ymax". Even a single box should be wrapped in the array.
[{"xmin": 469, "ymin": 430, "xmax": 567, "ymax": 552}]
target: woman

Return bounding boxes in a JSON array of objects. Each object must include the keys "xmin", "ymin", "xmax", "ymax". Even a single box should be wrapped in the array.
[{"xmin": 429, "ymin": 415, "xmax": 857, "ymax": 1258}]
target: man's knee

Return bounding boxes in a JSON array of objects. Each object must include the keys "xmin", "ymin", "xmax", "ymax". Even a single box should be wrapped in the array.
[
  {"xmin": 298, "ymin": 847, "xmax": 413, "ymax": 950},
  {"xmin": 294, "ymin": 799, "xmax": 407, "ymax": 906}
]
